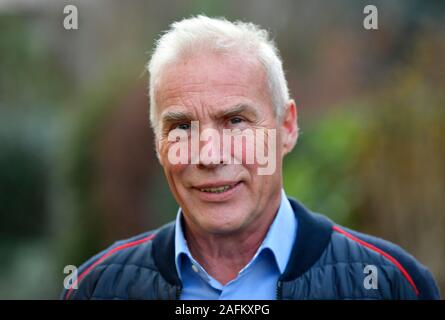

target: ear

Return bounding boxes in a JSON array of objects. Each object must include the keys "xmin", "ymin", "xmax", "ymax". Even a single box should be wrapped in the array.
[
  {"xmin": 281, "ymin": 99, "xmax": 299, "ymax": 157},
  {"xmin": 154, "ymin": 135, "xmax": 164, "ymax": 166}
]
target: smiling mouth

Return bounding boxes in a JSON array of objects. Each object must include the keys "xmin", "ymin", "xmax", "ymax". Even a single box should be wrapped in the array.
[{"xmin": 195, "ymin": 182, "xmax": 241, "ymax": 194}]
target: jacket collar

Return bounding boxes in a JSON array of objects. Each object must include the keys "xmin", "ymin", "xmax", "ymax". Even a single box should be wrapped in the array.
[
  {"xmin": 152, "ymin": 197, "xmax": 333, "ymax": 286},
  {"xmin": 279, "ymin": 197, "xmax": 333, "ymax": 281}
]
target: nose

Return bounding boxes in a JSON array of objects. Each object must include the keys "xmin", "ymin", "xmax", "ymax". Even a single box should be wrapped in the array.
[
  {"xmin": 197, "ymin": 159, "xmax": 224, "ymax": 169},
  {"xmin": 195, "ymin": 127, "xmax": 226, "ymax": 169}
]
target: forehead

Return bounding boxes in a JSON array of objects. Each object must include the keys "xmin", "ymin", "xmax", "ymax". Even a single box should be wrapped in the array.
[{"xmin": 155, "ymin": 51, "xmax": 271, "ymax": 112}]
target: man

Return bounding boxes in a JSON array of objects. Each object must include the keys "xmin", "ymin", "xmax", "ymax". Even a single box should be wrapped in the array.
[{"xmin": 62, "ymin": 15, "xmax": 440, "ymax": 300}]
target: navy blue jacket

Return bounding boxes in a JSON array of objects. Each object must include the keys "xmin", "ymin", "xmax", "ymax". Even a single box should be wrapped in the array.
[{"xmin": 61, "ymin": 198, "xmax": 440, "ymax": 300}]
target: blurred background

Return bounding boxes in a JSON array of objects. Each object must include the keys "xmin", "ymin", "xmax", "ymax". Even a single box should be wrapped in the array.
[{"xmin": 0, "ymin": 0, "xmax": 444, "ymax": 299}]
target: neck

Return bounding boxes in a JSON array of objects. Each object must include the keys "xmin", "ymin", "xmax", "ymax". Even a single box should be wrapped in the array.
[{"xmin": 183, "ymin": 193, "xmax": 282, "ymax": 285}]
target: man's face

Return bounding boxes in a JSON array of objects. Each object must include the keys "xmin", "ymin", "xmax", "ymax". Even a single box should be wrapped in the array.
[{"xmin": 155, "ymin": 51, "xmax": 297, "ymax": 236}]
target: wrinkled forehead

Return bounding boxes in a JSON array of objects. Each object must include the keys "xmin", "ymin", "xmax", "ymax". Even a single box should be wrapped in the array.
[{"xmin": 155, "ymin": 51, "xmax": 271, "ymax": 112}]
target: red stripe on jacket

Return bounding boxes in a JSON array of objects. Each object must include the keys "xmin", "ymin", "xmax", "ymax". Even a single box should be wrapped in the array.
[
  {"xmin": 333, "ymin": 225, "xmax": 419, "ymax": 296},
  {"xmin": 65, "ymin": 234, "xmax": 156, "ymax": 300}
]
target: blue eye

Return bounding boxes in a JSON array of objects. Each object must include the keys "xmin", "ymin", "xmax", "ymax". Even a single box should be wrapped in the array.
[
  {"xmin": 176, "ymin": 123, "xmax": 190, "ymax": 130},
  {"xmin": 230, "ymin": 117, "xmax": 243, "ymax": 124}
]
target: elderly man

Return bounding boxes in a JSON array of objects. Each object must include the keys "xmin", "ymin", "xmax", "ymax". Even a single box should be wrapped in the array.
[{"xmin": 62, "ymin": 15, "xmax": 439, "ymax": 300}]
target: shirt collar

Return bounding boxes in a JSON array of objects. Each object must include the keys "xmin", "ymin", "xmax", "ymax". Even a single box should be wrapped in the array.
[
  {"xmin": 258, "ymin": 189, "xmax": 297, "ymax": 273},
  {"xmin": 174, "ymin": 206, "xmax": 190, "ymax": 279},
  {"xmin": 174, "ymin": 189, "xmax": 297, "ymax": 278}
]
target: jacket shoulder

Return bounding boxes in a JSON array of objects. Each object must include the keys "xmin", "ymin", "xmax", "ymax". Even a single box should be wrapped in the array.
[
  {"xmin": 327, "ymin": 225, "xmax": 440, "ymax": 299},
  {"xmin": 60, "ymin": 224, "xmax": 170, "ymax": 300}
]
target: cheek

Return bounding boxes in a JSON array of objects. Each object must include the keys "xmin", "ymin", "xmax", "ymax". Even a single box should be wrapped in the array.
[
  {"xmin": 164, "ymin": 162, "xmax": 188, "ymax": 178},
  {"xmin": 159, "ymin": 138, "xmax": 191, "ymax": 167},
  {"xmin": 230, "ymin": 129, "xmax": 277, "ymax": 168},
  {"xmin": 159, "ymin": 145, "xmax": 189, "ymax": 184},
  {"xmin": 228, "ymin": 132, "xmax": 256, "ymax": 166}
]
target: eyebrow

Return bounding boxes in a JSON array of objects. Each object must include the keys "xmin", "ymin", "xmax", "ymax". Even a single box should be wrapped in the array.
[
  {"xmin": 216, "ymin": 103, "xmax": 259, "ymax": 120},
  {"xmin": 160, "ymin": 110, "xmax": 194, "ymax": 125},
  {"xmin": 160, "ymin": 103, "xmax": 259, "ymax": 126}
]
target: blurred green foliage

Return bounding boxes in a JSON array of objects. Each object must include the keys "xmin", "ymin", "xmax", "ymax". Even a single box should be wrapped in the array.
[
  {"xmin": 284, "ymin": 106, "xmax": 366, "ymax": 226},
  {"xmin": 0, "ymin": 141, "xmax": 47, "ymax": 238},
  {"xmin": 0, "ymin": 15, "xmax": 68, "ymax": 105},
  {"xmin": 56, "ymin": 71, "xmax": 140, "ymax": 270},
  {"xmin": 0, "ymin": 13, "xmax": 69, "ymax": 298}
]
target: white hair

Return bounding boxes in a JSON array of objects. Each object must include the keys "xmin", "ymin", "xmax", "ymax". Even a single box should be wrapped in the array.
[{"xmin": 147, "ymin": 15, "xmax": 290, "ymax": 134}]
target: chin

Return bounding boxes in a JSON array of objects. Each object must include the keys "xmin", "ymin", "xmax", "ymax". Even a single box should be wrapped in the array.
[
  {"xmin": 202, "ymin": 221, "xmax": 245, "ymax": 235},
  {"xmin": 197, "ymin": 207, "xmax": 251, "ymax": 234}
]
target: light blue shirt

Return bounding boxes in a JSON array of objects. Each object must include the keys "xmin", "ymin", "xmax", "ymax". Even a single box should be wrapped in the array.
[{"xmin": 174, "ymin": 189, "xmax": 298, "ymax": 300}]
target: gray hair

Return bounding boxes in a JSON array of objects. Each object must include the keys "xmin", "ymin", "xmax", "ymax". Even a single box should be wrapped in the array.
[{"xmin": 147, "ymin": 15, "xmax": 290, "ymax": 135}]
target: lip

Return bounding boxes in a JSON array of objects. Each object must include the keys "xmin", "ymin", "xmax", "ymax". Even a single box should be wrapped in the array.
[
  {"xmin": 192, "ymin": 181, "xmax": 243, "ymax": 202},
  {"xmin": 193, "ymin": 180, "xmax": 240, "ymax": 189}
]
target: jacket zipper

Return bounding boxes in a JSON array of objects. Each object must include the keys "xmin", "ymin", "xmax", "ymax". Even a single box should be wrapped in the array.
[
  {"xmin": 276, "ymin": 280, "xmax": 282, "ymax": 300},
  {"xmin": 175, "ymin": 286, "xmax": 182, "ymax": 300}
]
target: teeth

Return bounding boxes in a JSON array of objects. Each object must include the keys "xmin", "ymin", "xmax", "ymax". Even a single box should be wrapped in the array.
[{"xmin": 200, "ymin": 185, "xmax": 231, "ymax": 193}]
